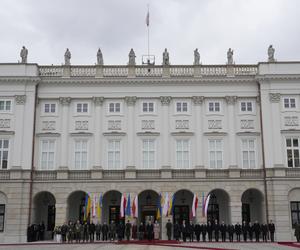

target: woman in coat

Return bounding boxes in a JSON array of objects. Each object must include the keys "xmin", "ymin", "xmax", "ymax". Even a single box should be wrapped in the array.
[{"xmin": 153, "ymin": 220, "xmax": 160, "ymax": 240}]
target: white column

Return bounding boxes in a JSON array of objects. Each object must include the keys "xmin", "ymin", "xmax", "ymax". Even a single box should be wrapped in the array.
[
  {"xmin": 59, "ymin": 97, "xmax": 71, "ymax": 168},
  {"xmin": 226, "ymin": 96, "xmax": 238, "ymax": 168},
  {"xmin": 12, "ymin": 95, "xmax": 26, "ymax": 168},
  {"xmin": 160, "ymin": 96, "xmax": 172, "ymax": 167},
  {"xmin": 192, "ymin": 96, "xmax": 204, "ymax": 167},
  {"xmin": 93, "ymin": 97, "xmax": 104, "ymax": 168},
  {"xmin": 125, "ymin": 96, "xmax": 137, "ymax": 167}
]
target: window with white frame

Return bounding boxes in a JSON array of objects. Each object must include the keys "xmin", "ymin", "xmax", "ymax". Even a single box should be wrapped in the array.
[
  {"xmin": 176, "ymin": 102, "xmax": 188, "ymax": 112},
  {"xmin": 209, "ymin": 139, "xmax": 223, "ymax": 168},
  {"xmin": 44, "ymin": 103, "xmax": 56, "ymax": 113},
  {"xmin": 241, "ymin": 101, "xmax": 253, "ymax": 112},
  {"xmin": 284, "ymin": 98, "xmax": 296, "ymax": 109},
  {"xmin": 286, "ymin": 138, "xmax": 300, "ymax": 168},
  {"xmin": 109, "ymin": 103, "xmax": 121, "ymax": 113},
  {"xmin": 208, "ymin": 102, "xmax": 220, "ymax": 112},
  {"xmin": 74, "ymin": 140, "xmax": 88, "ymax": 169},
  {"xmin": 176, "ymin": 139, "xmax": 190, "ymax": 168},
  {"xmin": 241, "ymin": 139, "xmax": 256, "ymax": 168},
  {"xmin": 108, "ymin": 140, "xmax": 121, "ymax": 169},
  {"xmin": 76, "ymin": 103, "xmax": 88, "ymax": 113},
  {"xmin": 0, "ymin": 100, "xmax": 12, "ymax": 112},
  {"xmin": 0, "ymin": 139, "xmax": 9, "ymax": 169},
  {"xmin": 142, "ymin": 139, "xmax": 155, "ymax": 168},
  {"xmin": 40, "ymin": 140, "xmax": 55, "ymax": 170},
  {"xmin": 142, "ymin": 102, "xmax": 154, "ymax": 113}
]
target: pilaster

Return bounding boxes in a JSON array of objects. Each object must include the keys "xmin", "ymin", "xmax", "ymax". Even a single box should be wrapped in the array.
[{"xmin": 93, "ymin": 97, "xmax": 104, "ymax": 168}]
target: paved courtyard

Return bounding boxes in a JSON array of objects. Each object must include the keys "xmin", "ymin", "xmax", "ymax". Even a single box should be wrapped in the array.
[{"xmin": 0, "ymin": 242, "xmax": 299, "ymax": 250}]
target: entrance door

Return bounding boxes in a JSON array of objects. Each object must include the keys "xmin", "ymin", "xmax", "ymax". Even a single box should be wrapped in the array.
[
  {"xmin": 141, "ymin": 205, "xmax": 156, "ymax": 224},
  {"xmin": 242, "ymin": 203, "xmax": 250, "ymax": 223},
  {"xmin": 109, "ymin": 206, "xmax": 124, "ymax": 225},
  {"xmin": 173, "ymin": 205, "xmax": 189, "ymax": 224}
]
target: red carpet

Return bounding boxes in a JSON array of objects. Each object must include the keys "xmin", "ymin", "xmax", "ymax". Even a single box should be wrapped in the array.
[{"xmin": 278, "ymin": 242, "xmax": 300, "ymax": 248}]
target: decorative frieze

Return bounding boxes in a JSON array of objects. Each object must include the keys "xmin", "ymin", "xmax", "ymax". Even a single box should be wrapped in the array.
[
  {"xmin": 160, "ymin": 96, "xmax": 172, "ymax": 105},
  {"xmin": 59, "ymin": 97, "xmax": 71, "ymax": 105},
  {"xmin": 0, "ymin": 119, "xmax": 10, "ymax": 128},
  {"xmin": 142, "ymin": 120, "xmax": 155, "ymax": 130},
  {"xmin": 108, "ymin": 120, "xmax": 121, "ymax": 130},
  {"xmin": 15, "ymin": 95, "xmax": 26, "ymax": 105},
  {"xmin": 192, "ymin": 96, "xmax": 204, "ymax": 105},
  {"xmin": 125, "ymin": 96, "xmax": 137, "ymax": 106},
  {"xmin": 225, "ymin": 96, "xmax": 237, "ymax": 105},
  {"xmin": 240, "ymin": 120, "xmax": 254, "ymax": 129},
  {"xmin": 269, "ymin": 93, "xmax": 280, "ymax": 103},
  {"xmin": 75, "ymin": 121, "xmax": 88, "ymax": 130},
  {"xmin": 93, "ymin": 96, "xmax": 104, "ymax": 106},
  {"xmin": 175, "ymin": 120, "xmax": 189, "ymax": 129},
  {"xmin": 208, "ymin": 120, "xmax": 222, "ymax": 129},
  {"xmin": 42, "ymin": 121, "xmax": 56, "ymax": 131},
  {"xmin": 285, "ymin": 116, "xmax": 299, "ymax": 127}
]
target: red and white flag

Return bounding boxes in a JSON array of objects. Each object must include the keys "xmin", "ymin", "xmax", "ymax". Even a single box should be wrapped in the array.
[
  {"xmin": 204, "ymin": 194, "xmax": 211, "ymax": 217},
  {"xmin": 120, "ymin": 193, "xmax": 127, "ymax": 218},
  {"xmin": 132, "ymin": 195, "xmax": 138, "ymax": 218},
  {"xmin": 192, "ymin": 193, "xmax": 199, "ymax": 217},
  {"xmin": 146, "ymin": 10, "xmax": 149, "ymax": 27}
]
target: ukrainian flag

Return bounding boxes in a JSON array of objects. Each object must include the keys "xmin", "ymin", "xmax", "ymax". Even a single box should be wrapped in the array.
[
  {"xmin": 156, "ymin": 194, "xmax": 162, "ymax": 220},
  {"xmin": 168, "ymin": 194, "xmax": 175, "ymax": 216}
]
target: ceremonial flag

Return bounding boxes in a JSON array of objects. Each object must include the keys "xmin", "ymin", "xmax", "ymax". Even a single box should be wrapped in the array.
[
  {"xmin": 132, "ymin": 195, "xmax": 138, "ymax": 218},
  {"xmin": 97, "ymin": 193, "xmax": 103, "ymax": 221},
  {"xmin": 84, "ymin": 193, "xmax": 91, "ymax": 221},
  {"xmin": 192, "ymin": 193, "xmax": 199, "ymax": 217},
  {"xmin": 87, "ymin": 193, "xmax": 91, "ymax": 219},
  {"xmin": 156, "ymin": 194, "xmax": 162, "ymax": 220},
  {"xmin": 204, "ymin": 194, "xmax": 211, "ymax": 217},
  {"xmin": 125, "ymin": 193, "xmax": 131, "ymax": 217},
  {"xmin": 168, "ymin": 194, "xmax": 175, "ymax": 216},
  {"xmin": 92, "ymin": 193, "xmax": 97, "ymax": 218},
  {"xmin": 202, "ymin": 192, "xmax": 205, "ymax": 217},
  {"xmin": 146, "ymin": 10, "xmax": 149, "ymax": 27},
  {"xmin": 163, "ymin": 192, "xmax": 169, "ymax": 216},
  {"xmin": 120, "ymin": 193, "xmax": 127, "ymax": 218}
]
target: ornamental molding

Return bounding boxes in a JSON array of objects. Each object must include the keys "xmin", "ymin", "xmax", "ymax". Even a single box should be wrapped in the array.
[
  {"xmin": 225, "ymin": 96, "xmax": 237, "ymax": 104},
  {"xmin": 93, "ymin": 96, "xmax": 104, "ymax": 106},
  {"xmin": 160, "ymin": 96, "xmax": 172, "ymax": 105},
  {"xmin": 208, "ymin": 120, "xmax": 222, "ymax": 129},
  {"xmin": 284, "ymin": 116, "xmax": 299, "ymax": 127},
  {"xmin": 42, "ymin": 121, "xmax": 56, "ymax": 131},
  {"xmin": 125, "ymin": 96, "xmax": 137, "ymax": 106},
  {"xmin": 269, "ymin": 93, "xmax": 281, "ymax": 103},
  {"xmin": 59, "ymin": 97, "xmax": 71, "ymax": 105},
  {"xmin": 175, "ymin": 120, "xmax": 189, "ymax": 129},
  {"xmin": 240, "ymin": 120, "xmax": 254, "ymax": 129},
  {"xmin": 0, "ymin": 119, "xmax": 10, "ymax": 129},
  {"xmin": 136, "ymin": 131, "xmax": 160, "ymax": 136},
  {"xmin": 141, "ymin": 120, "xmax": 155, "ymax": 130},
  {"xmin": 192, "ymin": 96, "xmax": 204, "ymax": 105},
  {"xmin": 108, "ymin": 120, "xmax": 121, "ymax": 130},
  {"xmin": 75, "ymin": 121, "xmax": 89, "ymax": 130},
  {"xmin": 15, "ymin": 95, "xmax": 26, "ymax": 105}
]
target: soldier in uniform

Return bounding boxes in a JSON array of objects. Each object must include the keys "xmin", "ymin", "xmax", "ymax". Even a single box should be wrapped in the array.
[
  {"xmin": 262, "ymin": 223, "xmax": 268, "ymax": 242},
  {"xmin": 83, "ymin": 221, "xmax": 89, "ymax": 242},
  {"xmin": 102, "ymin": 222, "xmax": 109, "ymax": 241},
  {"xmin": 228, "ymin": 223, "xmax": 235, "ymax": 242},
  {"xmin": 235, "ymin": 222, "xmax": 242, "ymax": 242},
  {"xmin": 173, "ymin": 221, "xmax": 181, "ymax": 241},
  {"xmin": 253, "ymin": 220, "xmax": 261, "ymax": 242},
  {"xmin": 207, "ymin": 221, "xmax": 213, "ymax": 242},
  {"xmin": 242, "ymin": 221, "xmax": 248, "ymax": 242},
  {"xmin": 166, "ymin": 219, "xmax": 173, "ymax": 240},
  {"xmin": 295, "ymin": 222, "xmax": 300, "ymax": 242},
  {"xmin": 74, "ymin": 220, "xmax": 82, "ymax": 243},
  {"xmin": 95, "ymin": 222, "xmax": 101, "ymax": 241},
  {"xmin": 125, "ymin": 220, "xmax": 132, "ymax": 241},
  {"xmin": 201, "ymin": 223, "xmax": 207, "ymax": 242},
  {"xmin": 61, "ymin": 222, "xmax": 68, "ymax": 243},
  {"xmin": 194, "ymin": 222, "xmax": 201, "ymax": 242},
  {"xmin": 248, "ymin": 222, "xmax": 253, "ymax": 241},
  {"xmin": 220, "ymin": 221, "xmax": 227, "ymax": 242},
  {"xmin": 214, "ymin": 219, "xmax": 220, "ymax": 242},
  {"xmin": 268, "ymin": 220, "xmax": 275, "ymax": 242}
]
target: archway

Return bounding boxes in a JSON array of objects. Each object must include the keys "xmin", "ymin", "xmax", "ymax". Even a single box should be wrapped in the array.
[
  {"xmin": 289, "ymin": 188, "xmax": 300, "ymax": 227},
  {"xmin": 0, "ymin": 191, "xmax": 7, "ymax": 233},
  {"xmin": 138, "ymin": 190, "xmax": 159, "ymax": 225},
  {"xmin": 241, "ymin": 189, "xmax": 264, "ymax": 223},
  {"xmin": 173, "ymin": 189, "xmax": 194, "ymax": 224},
  {"xmin": 207, "ymin": 189, "xmax": 230, "ymax": 224},
  {"xmin": 32, "ymin": 191, "xmax": 56, "ymax": 231},
  {"xmin": 102, "ymin": 190, "xmax": 122, "ymax": 225},
  {"xmin": 67, "ymin": 190, "xmax": 86, "ymax": 222}
]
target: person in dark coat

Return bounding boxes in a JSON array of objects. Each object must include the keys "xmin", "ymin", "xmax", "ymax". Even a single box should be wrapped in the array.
[
  {"xmin": 295, "ymin": 223, "xmax": 300, "ymax": 242},
  {"xmin": 89, "ymin": 221, "xmax": 96, "ymax": 242},
  {"xmin": 95, "ymin": 222, "xmax": 101, "ymax": 241},
  {"xmin": 220, "ymin": 221, "xmax": 227, "ymax": 242},
  {"xmin": 235, "ymin": 222, "xmax": 242, "ymax": 242},
  {"xmin": 248, "ymin": 222, "xmax": 253, "ymax": 241},
  {"xmin": 138, "ymin": 222, "xmax": 145, "ymax": 240},
  {"xmin": 61, "ymin": 222, "xmax": 68, "ymax": 243},
  {"xmin": 74, "ymin": 220, "xmax": 82, "ymax": 243},
  {"xmin": 39, "ymin": 222, "xmax": 45, "ymax": 241},
  {"xmin": 201, "ymin": 223, "xmax": 207, "ymax": 242},
  {"xmin": 166, "ymin": 219, "xmax": 172, "ymax": 240},
  {"xmin": 194, "ymin": 223, "xmax": 201, "ymax": 242},
  {"xmin": 253, "ymin": 221, "xmax": 261, "ymax": 242},
  {"xmin": 242, "ymin": 221, "xmax": 248, "ymax": 242},
  {"xmin": 109, "ymin": 220, "xmax": 116, "ymax": 241},
  {"xmin": 188, "ymin": 222, "xmax": 194, "ymax": 242},
  {"xmin": 132, "ymin": 222, "xmax": 137, "ymax": 240},
  {"xmin": 268, "ymin": 220, "xmax": 275, "ymax": 242},
  {"xmin": 125, "ymin": 220, "xmax": 132, "ymax": 241},
  {"xmin": 227, "ymin": 224, "xmax": 234, "ymax": 242},
  {"xmin": 207, "ymin": 221, "xmax": 213, "ymax": 242},
  {"xmin": 262, "ymin": 223, "xmax": 268, "ymax": 242},
  {"xmin": 102, "ymin": 222, "xmax": 109, "ymax": 241},
  {"xmin": 181, "ymin": 220, "xmax": 188, "ymax": 242},
  {"xmin": 83, "ymin": 221, "xmax": 89, "ymax": 242},
  {"xmin": 214, "ymin": 220, "xmax": 220, "ymax": 242},
  {"xmin": 146, "ymin": 220, "xmax": 153, "ymax": 241},
  {"xmin": 173, "ymin": 221, "xmax": 181, "ymax": 241}
]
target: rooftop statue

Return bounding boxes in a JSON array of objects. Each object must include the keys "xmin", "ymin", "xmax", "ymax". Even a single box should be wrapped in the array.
[
  {"xmin": 227, "ymin": 48, "xmax": 234, "ymax": 65},
  {"xmin": 97, "ymin": 48, "xmax": 103, "ymax": 65},
  {"xmin": 162, "ymin": 48, "xmax": 170, "ymax": 65},
  {"xmin": 20, "ymin": 46, "xmax": 28, "ymax": 64},
  {"xmin": 194, "ymin": 48, "xmax": 200, "ymax": 65},
  {"xmin": 64, "ymin": 48, "xmax": 71, "ymax": 65},
  {"xmin": 268, "ymin": 45, "xmax": 275, "ymax": 62},
  {"xmin": 128, "ymin": 48, "xmax": 136, "ymax": 66}
]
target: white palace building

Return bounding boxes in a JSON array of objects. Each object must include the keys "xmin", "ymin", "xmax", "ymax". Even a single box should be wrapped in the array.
[{"xmin": 0, "ymin": 47, "xmax": 300, "ymax": 243}]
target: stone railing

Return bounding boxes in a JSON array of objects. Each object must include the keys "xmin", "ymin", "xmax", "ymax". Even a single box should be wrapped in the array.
[
  {"xmin": 136, "ymin": 170, "xmax": 161, "ymax": 179},
  {"xmin": 206, "ymin": 169, "xmax": 229, "ymax": 178},
  {"xmin": 0, "ymin": 170, "xmax": 10, "ymax": 180},
  {"xmin": 102, "ymin": 170, "xmax": 125, "ymax": 180},
  {"xmin": 39, "ymin": 65, "xmax": 257, "ymax": 78},
  {"xmin": 69, "ymin": 170, "xmax": 91, "ymax": 180},
  {"xmin": 286, "ymin": 168, "xmax": 300, "ymax": 177},
  {"xmin": 34, "ymin": 171, "xmax": 57, "ymax": 180},
  {"xmin": 240, "ymin": 169, "xmax": 264, "ymax": 178},
  {"xmin": 172, "ymin": 169, "xmax": 195, "ymax": 178}
]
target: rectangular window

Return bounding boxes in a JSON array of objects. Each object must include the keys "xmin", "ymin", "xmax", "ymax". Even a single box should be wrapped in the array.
[
  {"xmin": 142, "ymin": 102, "xmax": 154, "ymax": 113},
  {"xmin": 284, "ymin": 98, "xmax": 296, "ymax": 109},
  {"xmin": 241, "ymin": 102, "xmax": 253, "ymax": 112},
  {"xmin": 0, "ymin": 204, "xmax": 5, "ymax": 232},
  {"xmin": 242, "ymin": 139, "xmax": 256, "ymax": 168},
  {"xmin": 44, "ymin": 103, "xmax": 56, "ymax": 113},
  {"xmin": 76, "ymin": 103, "xmax": 88, "ymax": 113},
  {"xmin": 0, "ymin": 139, "xmax": 9, "ymax": 169},
  {"xmin": 209, "ymin": 139, "xmax": 223, "ymax": 168},
  {"xmin": 208, "ymin": 102, "xmax": 220, "ymax": 112},
  {"xmin": 40, "ymin": 140, "xmax": 55, "ymax": 170},
  {"xmin": 291, "ymin": 201, "xmax": 300, "ymax": 227},
  {"xmin": 142, "ymin": 139, "xmax": 155, "ymax": 168},
  {"xmin": 176, "ymin": 102, "xmax": 188, "ymax": 112},
  {"xmin": 0, "ymin": 100, "xmax": 12, "ymax": 112},
  {"xmin": 176, "ymin": 139, "xmax": 190, "ymax": 168},
  {"xmin": 286, "ymin": 138, "xmax": 300, "ymax": 168},
  {"xmin": 74, "ymin": 140, "xmax": 88, "ymax": 169},
  {"xmin": 108, "ymin": 140, "xmax": 121, "ymax": 169},
  {"xmin": 109, "ymin": 103, "xmax": 121, "ymax": 113}
]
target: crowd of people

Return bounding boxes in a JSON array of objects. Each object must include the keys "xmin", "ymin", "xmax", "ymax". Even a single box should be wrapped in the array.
[{"xmin": 27, "ymin": 222, "xmax": 46, "ymax": 242}]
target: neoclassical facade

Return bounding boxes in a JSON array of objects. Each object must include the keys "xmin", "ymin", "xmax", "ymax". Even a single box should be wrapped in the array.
[{"xmin": 0, "ymin": 61, "xmax": 300, "ymax": 243}]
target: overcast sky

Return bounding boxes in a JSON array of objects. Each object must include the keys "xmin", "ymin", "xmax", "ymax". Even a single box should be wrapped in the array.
[{"xmin": 0, "ymin": 0, "xmax": 299, "ymax": 65}]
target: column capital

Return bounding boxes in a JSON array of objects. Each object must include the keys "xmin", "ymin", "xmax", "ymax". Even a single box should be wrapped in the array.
[
  {"xmin": 93, "ymin": 96, "xmax": 104, "ymax": 106},
  {"xmin": 269, "ymin": 93, "xmax": 281, "ymax": 103},
  {"xmin": 15, "ymin": 95, "xmax": 26, "ymax": 105},
  {"xmin": 160, "ymin": 96, "xmax": 172, "ymax": 105},
  {"xmin": 125, "ymin": 96, "xmax": 137, "ymax": 106},
  {"xmin": 192, "ymin": 96, "xmax": 204, "ymax": 105},
  {"xmin": 225, "ymin": 96, "xmax": 237, "ymax": 105},
  {"xmin": 59, "ymin": 97, "xmax": 71, "ymax": 105}
]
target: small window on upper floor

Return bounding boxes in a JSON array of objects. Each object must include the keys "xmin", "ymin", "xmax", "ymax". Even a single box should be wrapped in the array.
[
  {"xmin": 142, "ymin": 102, "xmax": 154, "ymax": 113},
  {"xmin": 208, "ymin": 102, "xmax": 220, "ymax": 112},
  {"xmin": 76, "ymin": 103, "xmax": 88, "ymax": 113},
  {"xmin": 109, "ymin": 102, "xmax": 121, "ymax": 113},
  {"xmin": 241, "ymin": 101, "xmax": 253, "ymax": 112},
  {"xmin": 0, "ymin": 100, "xmax": 12, "ymax": 113},
  {"xmin": 284, "ymin": 97, "xmax": 296, "ymax": 109},
  {"xmin": 44, "ymin": 103, "xmax": 56, "ymax": 113},
  {"xmin": 176, "ymin": 102, "xmax": 188, "ymax": 113}
]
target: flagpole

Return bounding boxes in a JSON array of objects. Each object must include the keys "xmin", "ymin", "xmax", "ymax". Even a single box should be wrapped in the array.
[{"xmin": 147, "ymin": 4, "xmax": 150, "ymax": 60}]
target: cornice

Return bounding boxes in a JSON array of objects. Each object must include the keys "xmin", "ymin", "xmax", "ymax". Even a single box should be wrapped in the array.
[
  {"xmin": 236, "ymin": 132, "xmax": 261, "ymax": 136},
  {"xmin": 70, "ymin": 132, "xmax": 93, "ymax": 136},
  {"xmin": 136, "ymin": 132, "xmax": 160, "ymax": 136},
  {"xmin": 256, "ymin": 74, "xmax": 300, "ymax": 81},
  {"xmin": 171, "ymin": 131, "xmax": 194, "ymax": 136},
  {"xmin": 36, "ymin": 132, "xmax": 60, "ymax": 137},
  {"xmin": 0, "ymin": 77, "xmax": 40, "ymax": 84}
]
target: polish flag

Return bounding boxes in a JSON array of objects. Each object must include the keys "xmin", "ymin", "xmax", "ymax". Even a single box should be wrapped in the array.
[
  {"xmin": 204, "ymin": 194, "xmax": 211, "ymax": 217},
  {"xmin": 120, "ymin": 193, "xmax": 127, "ymax": 218},
  {"xmin": 192, "ymin": 193, "xmax": 199, "ymax": 217},
  {"xmin": 132, "ymin": 195, "xmax": 138, "ymax": 218}
]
